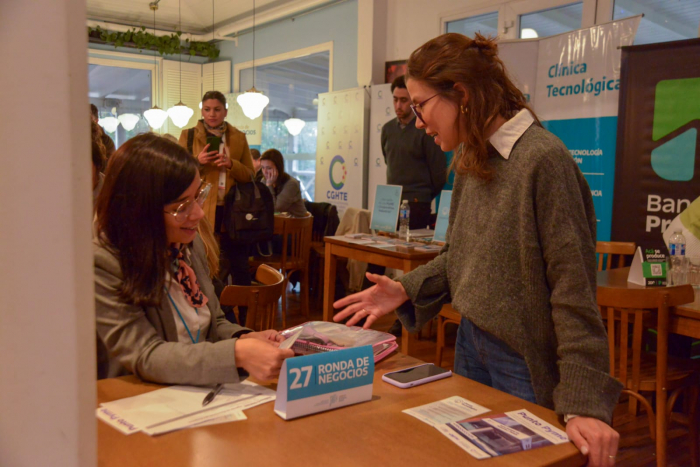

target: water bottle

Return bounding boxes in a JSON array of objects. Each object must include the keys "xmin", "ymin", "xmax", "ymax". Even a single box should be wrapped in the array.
[
  {"xmin": 669, "ymin": 230, "xmax": 687, "ymax": 285},
  {"xmin": 399, "ymin": 200, "xmax": 410, "ymax": 240}
]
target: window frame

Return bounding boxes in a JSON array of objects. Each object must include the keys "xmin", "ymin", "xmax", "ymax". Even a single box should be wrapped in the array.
[{"xmin": 87, "ymin": 50, "xmax": 162, "ymax": 108}]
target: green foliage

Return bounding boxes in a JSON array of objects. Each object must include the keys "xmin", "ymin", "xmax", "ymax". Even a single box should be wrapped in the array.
[{"xmin": 88, "ymin": 26, "xmax": 219, "ymax": 59}]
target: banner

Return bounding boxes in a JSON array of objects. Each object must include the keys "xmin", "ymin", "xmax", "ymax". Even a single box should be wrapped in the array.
[
  {"xmin": 611, "ymin": 38, "xmax": 700, "ymax": 251},
  {"xmin": 367, "ymin": 83, "xmax": 394, "ymax": 212},
  {"xmin": 499, "ymin": 40, "xmax": 539, "ymax": 107},
  {"xmin": 315, "ymin": 88, "xmax": 370, "ymax": 219},
  {"xmin": 225, "ymin": 93, "xmax": 262, "ymax": 151},
  {"xmin": 534, "ymin": 17, "xmax": 640, "ymax": 242}
]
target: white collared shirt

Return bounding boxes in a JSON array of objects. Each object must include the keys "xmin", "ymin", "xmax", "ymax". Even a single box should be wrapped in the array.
[{"xmin": 488, "ymin": 108, "xmax": 535, "ymax": 160}]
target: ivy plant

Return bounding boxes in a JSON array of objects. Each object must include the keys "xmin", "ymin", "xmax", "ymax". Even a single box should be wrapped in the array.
[{"xmin": 88, "ymin": 26, "xmax": 220, "ymax": 59}]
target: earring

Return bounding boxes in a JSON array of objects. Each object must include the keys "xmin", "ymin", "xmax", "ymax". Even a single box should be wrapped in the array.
[{"xmin": 460, "ymin": 105, "xmax": 468, "ymax": 114}]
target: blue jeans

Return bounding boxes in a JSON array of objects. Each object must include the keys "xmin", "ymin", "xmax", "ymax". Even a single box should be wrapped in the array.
[{"xmin": 454, "ymin": 318, "xmax": 538, "ymax": 404}]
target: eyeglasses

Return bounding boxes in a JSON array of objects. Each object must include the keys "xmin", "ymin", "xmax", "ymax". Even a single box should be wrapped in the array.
[
  {"xmin": 410, "ymin": 92, "xmax": 441, "ymax": 125},
  {"xmin": 164, "ymin": 182, "xmax": 212, "ymax": 222}
]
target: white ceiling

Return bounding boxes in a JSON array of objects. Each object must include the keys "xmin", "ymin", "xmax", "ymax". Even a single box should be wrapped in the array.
[{"xmin": 87, "ymin": 0, "xmax": 300, "ymax": 35}]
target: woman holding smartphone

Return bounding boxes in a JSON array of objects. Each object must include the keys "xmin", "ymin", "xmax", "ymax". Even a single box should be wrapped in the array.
[
  {"xmin": 95, "ymin": 133, "xmax": 293, "ymax": 385},
  {"xmin": 178, "ymin": 91, "xmax": 255, "ymax": 323},
  {"xmin": 333, "ymin": 33, "xmax": 621, "ymax": 467}
]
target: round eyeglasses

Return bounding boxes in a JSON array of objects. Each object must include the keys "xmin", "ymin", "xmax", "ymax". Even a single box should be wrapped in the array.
[
  {"xmin": 164, "ymin": 182, "xmax": 212, "ymax": 223},
  {"xmin": 409, "ymin": 92, "xmax": 442, "ymax": 125}
]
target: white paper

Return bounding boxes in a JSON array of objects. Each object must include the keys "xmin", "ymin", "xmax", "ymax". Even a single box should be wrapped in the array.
[
  {"xmin": 435, "ymin": 424, "xmax": 492, "ymax": 459},
  {"xmin": 98, "ymin": 380, "xmax": 275, "ymax": 435},
  {"xmin": 96, "ymin": 406, "xmax": 141, "ymax": 435},
  {"xmin": 403, "ymin": 396, "xmax": 490, "ymax": 427},
  {"xmin": 505, "ymin": 409, "xmax": 569, "ymax": 445},
  {"xmin": 191, "ymin": 410, "xmax": 247, "ymax": 428}
]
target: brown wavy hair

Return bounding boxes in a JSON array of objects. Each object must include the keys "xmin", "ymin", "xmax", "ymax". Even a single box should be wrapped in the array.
[{"xmin": 406, "ymin": 33, "xmax": 538, "ymax": 181}]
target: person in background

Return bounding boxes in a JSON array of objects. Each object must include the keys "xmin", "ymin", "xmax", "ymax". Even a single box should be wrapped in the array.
[
  {"xmin": 383, "ymin": 74, "xmax": 447, "ymax": 229},
  {"xmin": 260, "ymin": 149, "xmax": 307, "ymax": 218},
  {"xmin": 334, "ymin": 33, "xmax": 621, "ymax": 467},
  {"xmin": 90, "ymin": 104, "xmax": 116, "ymax": 158},
  {"xmin": 94, "ymin": 133, "xmax": 293, "ymax": 384},
  {"xmin": 178, "ymin": 91, "xmax": 255, "ymax": 322},
  {"xmin": 91, "ymin": 120, "xmax": 107, "ymax": 207},
  {"xmin": 251, "ymin": 148, "xmax": 264, "ymax": 183}
]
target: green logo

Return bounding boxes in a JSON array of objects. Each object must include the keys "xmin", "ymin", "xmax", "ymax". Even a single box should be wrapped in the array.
[{"xmin": 651, "ymin": 77, "xmax": 700, "ymax": 181}]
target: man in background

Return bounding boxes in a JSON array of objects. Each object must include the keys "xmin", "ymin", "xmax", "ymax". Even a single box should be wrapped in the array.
[
  {"xmin": 382, "ymin": 75, "xmax": 446, "ymax": 229},
  {"xmin": 251, "ymin": 148, "xmax": 263, "ymax": 182},
  {"xmin": 90, "ymin": 104, "xmax": 116, "ymax": 159}
]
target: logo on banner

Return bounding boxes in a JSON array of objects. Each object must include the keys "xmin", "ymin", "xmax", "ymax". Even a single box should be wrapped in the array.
[
  {"xmin": 650, "ymin": 78, "xmax": 700, "ymax": 181},
  {"xmin": 329, "ymin": 155, "xmax": 347, "ymax": 190}
]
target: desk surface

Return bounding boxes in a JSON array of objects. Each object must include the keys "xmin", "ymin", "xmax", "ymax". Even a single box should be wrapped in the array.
[
  {"xmin": 97, "ymin": 354, "xmax": 583, "ymax": 467},
  {"xmin": 324, "ymin": 235, "xmax": 441, "ymax": 261},
  {"xmin": 597, "ymin": 267, "xmax": 700, "ymax": 338}
]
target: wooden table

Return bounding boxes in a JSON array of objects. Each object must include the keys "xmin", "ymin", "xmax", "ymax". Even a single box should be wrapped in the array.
[
  {"xmin": 597, "ymin": 267, "xmax": 700, "ymax": 339},
  {"xmin": 97, "ymin": 353, "xmax": 584, "ymax": 467},
  {"xmin": 322, "ymin": 236, "xmax": 440, "ymax": 355}
]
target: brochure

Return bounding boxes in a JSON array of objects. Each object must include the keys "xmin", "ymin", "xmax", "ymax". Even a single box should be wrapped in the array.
[{"xmin": 437, "ymin": 409, "xmax": 569, "ymax": 459}]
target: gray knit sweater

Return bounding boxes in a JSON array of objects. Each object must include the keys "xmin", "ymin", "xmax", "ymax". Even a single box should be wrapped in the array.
[{"xmin": 396, "ymin": 124, "xmax": 622, "ymax": 425}]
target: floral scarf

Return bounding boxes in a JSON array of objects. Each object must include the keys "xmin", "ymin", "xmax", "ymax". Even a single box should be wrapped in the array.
[{"xmin": 169, "ymin": 246, "xmax": 208, "ymax": 308}]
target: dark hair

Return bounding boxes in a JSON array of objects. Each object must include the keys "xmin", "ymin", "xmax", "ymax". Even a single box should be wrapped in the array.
[
  {"xmin": 95, "ymin": 133, "xmax": 199, "ymax": 306},
  {"xmin": 91, "ymin": 120, "xmax": 106, "ymax": 171},
  {"xmin": 250, "ymin": 148, "xmax": 261, "ymax": 161},
  {"xmin": 201, "ymin": 91, "xmax": 227, "ymax": 107},
  {"xmin": 391, "ymin": 75, "xmax": 406, "ymax": 93},
  {"xmin": 90, "ymin": 104, "xmax": 99, "ymax": 119},
  {"xmin": 406, "ymin": 33, "xmax": 537, "ymax": 181},
  {"xmin": 260, "ymin": 149, "xmax": 290, "ymax": 189}
]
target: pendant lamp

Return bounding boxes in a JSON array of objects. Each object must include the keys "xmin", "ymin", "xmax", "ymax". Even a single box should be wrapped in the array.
[
  {"xmin": 117, "ymin": 113, "xmax": 140, "ymax": 131},
  {"xmin": 98, "ymin": 116, "xmax": 120, "ymax": 133},
  {"xmin": 284, "ymin": 118, "xmax": 305, "ymax": 136},
  {"xmin": 237, "ymin": 0, "xmax": 269, "ymax": 120},
  {"xmin": 168, "ymin": 0, "xmax": 194, "ymax": 128},
  {"xmin": 144, "ymin": 2, "xmax": 168, "ymax": 130}
]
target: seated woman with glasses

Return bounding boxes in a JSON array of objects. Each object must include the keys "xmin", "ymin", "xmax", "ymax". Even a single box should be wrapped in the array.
[
  {"xmin": 260, "ymin": 149, "xmax": 307, "ymax": 218},
  {"xmin": 94, "ymin": 133, "xmax": 293, "ymax": 385}
]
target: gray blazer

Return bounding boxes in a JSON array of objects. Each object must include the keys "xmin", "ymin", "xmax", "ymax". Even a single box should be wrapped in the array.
[{"xmin": 95, "ymin": 235, "xmax": 251, "ymax": 385}]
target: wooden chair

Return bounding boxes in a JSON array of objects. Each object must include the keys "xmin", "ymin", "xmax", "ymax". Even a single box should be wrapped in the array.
[
  {"xmin": 219, "ymin": 264, "xmax": 285, "ymax": 331},
  {"xmin": 250, "ymin": 214, "xmax": 313, "ymax": 329},
  {"xmin": 596, "ymin": 241, "xmax": 636, "ymax": 271},
  {"xmin": 597, "ymin": 284, "xmax": 699, "ymax": 467},
  {"xmin": 435, "ymin": 304, "xmax": 462, "ymax": 367}
]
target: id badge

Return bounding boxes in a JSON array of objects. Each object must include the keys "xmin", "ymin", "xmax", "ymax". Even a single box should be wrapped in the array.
[{"xmin": 218, "ymin": 171, "xmax": 227, "ymax": 201}]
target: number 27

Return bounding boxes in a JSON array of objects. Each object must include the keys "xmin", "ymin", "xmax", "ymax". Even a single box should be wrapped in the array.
[{"xmin": 289, "ymin": 366, "xmax": 313, "ymax": 389}]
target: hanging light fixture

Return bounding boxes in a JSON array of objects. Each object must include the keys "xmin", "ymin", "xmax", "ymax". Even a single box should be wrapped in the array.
[
  {"xmin": 143, "ymin": 2, "xmax": 168, "ymax": 130},
  {"xmin": 98, "ymin": 116, "xmax": 120, "ymax": 133},
  {"xmin": 117, "ymin": 113, "xmax": 140, "ymax": 131},
  {"xmin": 237, "ymin": 0, "xmax": 269, "ymax": 120},
  {"xmin": 168, "ymin": 0, "xmax": 194, "ymax": 128},
  {"xmin": 284, "ymin": 118, "xmax": 305, "ymax": 136}
]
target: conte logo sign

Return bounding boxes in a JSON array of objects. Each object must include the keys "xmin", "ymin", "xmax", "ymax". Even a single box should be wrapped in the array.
[{"xmin": 650, "ymin": 78, "xmax": 700, "ymax": 181}]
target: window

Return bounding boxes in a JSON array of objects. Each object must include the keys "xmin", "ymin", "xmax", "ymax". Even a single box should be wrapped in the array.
[
  {"xmin": 614, "ymin": 0, "xmax": 700, "ymax": 45},
  {"xmin": 519, "ymin": 2, "xmax": 583, "ymax": 38},
  {"xmin": 88, "ymin": 64, "xmax": 153, "ymax": 148},
  {"xmin": 239, "ymin": 50, "xmax": 330, "ymax": 201},
  {"xmin": 446, "ymin": 11, "xmax": 499, "ymax": 37}
]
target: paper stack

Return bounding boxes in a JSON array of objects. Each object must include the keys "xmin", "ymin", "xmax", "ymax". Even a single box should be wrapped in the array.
[{"xmin": 97, "ymin": 380, "xmax": 275, "ymax": 436}]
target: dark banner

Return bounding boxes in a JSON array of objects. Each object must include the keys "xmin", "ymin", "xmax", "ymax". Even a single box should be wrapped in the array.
[{"xmin": 611, "ymin": 38, "xmax": 700, "ymax": 251}]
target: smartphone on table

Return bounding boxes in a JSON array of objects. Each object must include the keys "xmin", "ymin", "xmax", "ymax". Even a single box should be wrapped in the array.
[
  {"xmin": 206, "ymin": 135, "xmax": 221, "ymax": 154},
  {"xmin": 382, "ymin": 363, "xmax": 452, "ymax": 388}
]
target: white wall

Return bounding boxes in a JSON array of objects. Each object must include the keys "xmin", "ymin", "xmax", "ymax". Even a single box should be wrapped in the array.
[{"xmin": 0, "ymin": 0, "xmax": 96, "ymax": 466}]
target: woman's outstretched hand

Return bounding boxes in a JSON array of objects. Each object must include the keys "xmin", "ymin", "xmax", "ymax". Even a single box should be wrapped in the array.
[{"xmin": 332, "ymin": 273, "xmax": 409, "ymax": 329}]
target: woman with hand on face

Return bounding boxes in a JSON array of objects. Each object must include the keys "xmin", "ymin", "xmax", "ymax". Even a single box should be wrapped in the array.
[
  {"xmin": 95, "ymin": 134, "xmax": 293, "ymax": 385},
  {"xmin": 178, "ymin": 91, "xmax": 255, "ymax": 316},
  {"xmin": 260, "ymin": 149, "xmax": 307, "ymax": 218},
  {"xmin": 333, "ymin": 33, "xmax": 622, "ymax": 467}
]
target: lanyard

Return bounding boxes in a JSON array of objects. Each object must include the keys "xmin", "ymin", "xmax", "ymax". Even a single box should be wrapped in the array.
[{"xmin": 164, "ymin": 286, "xmax": 200, "ymax": 344}]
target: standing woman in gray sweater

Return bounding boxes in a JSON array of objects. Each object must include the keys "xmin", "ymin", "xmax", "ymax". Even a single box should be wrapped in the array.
[{"xmin": 334, "ymin": 33, "xmax": 621, "ymax": 467}]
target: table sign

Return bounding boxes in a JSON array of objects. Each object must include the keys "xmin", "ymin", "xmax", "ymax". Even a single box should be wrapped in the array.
[
  {"xmin": 628, "ymin": 246, "xmax": 667, "ymax": 286},
  {"xmin": 432, "ymin": 190, "xmax": 452, "ymax": 242},
  {"xmin": 274, "ymin": 346, "xmax": 374, "ymax": 420},
  {"xmin": 370, "ymin": 184, "xmax": 402, "ymax": 232}
]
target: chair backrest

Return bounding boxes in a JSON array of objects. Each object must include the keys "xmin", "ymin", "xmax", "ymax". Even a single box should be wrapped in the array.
[
  {"xmin": 219, "ymin": 264, "xmax": 285, "ymax": 330},
  {"xmin": 596, "ymin": 241, "xmax": 637, "ymax": 271},
  {"xmin": 304, "ymin": 201, "xmax": 340, "ymax": 243},
  {"xmin": 280, "ymin": 214, "xmax": 314, "ymax": 270},
  {"xmin": 597, "ymin": 284, "xmax": 694, "ymax": 394}
]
